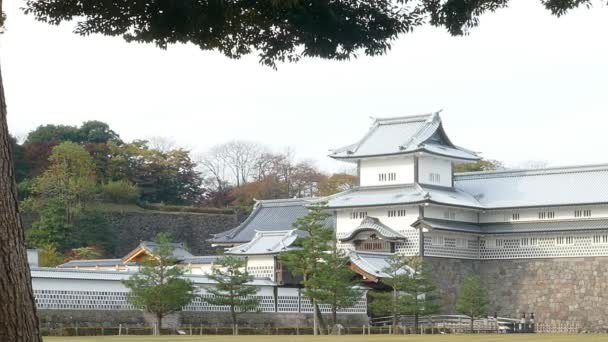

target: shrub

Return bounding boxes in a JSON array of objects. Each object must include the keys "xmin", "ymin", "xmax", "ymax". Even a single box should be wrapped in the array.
[
  {"xmin": 101, "ymin": 180, "xmax": 140, "ymax": 204},
  {"xmin": 38, "ymin": 244, "xmax": 64, "ymax": 267}
]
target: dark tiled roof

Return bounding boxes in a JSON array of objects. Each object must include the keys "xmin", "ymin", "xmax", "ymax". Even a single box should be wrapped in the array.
[{"xmin": 210, "ymin": 198, "xmax": 334, "ymax": 244}]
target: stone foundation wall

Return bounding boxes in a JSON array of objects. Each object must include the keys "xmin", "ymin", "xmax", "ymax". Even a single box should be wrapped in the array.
[
  {"xmin": 480, "ymin": 257, "xmax": 608, "ymax": 331},
  {"xmin": 424, "ymin": 257, "xmax": 479, "ymax": 313},
  {"xmin": 425, "ymin": 256, "xmax": 608, "ymax": 332}
]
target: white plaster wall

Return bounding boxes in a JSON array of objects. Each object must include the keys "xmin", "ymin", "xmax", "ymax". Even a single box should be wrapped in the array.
[
  {"xmin": 479, "ymin": 205, "xmax": 608, "ymax": 223},
  {"xmin": 424, "ymin": 206, "xmax": 479, "ymax": 223},
  {"xmin": 418, "ymin": 157, "xmax": 452, "ymax": 187},
  {"xmin": 359, "ymin": 156, "xmax": 414, "ymax": 187}
]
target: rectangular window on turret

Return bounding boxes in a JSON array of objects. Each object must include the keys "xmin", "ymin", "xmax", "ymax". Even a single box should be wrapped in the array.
[
  {"xmin": 429, "ymin": 173, "xmax": 441, "ymax": 183},
  {"xmin": 575, "ymin": 209, "xmax": 592, "ymax": 218},
  {"xmin": 350, "ymin": 211, "xmax": 367, "ymax": 220},
  {"xmin": 430, "ymin": 236, "xmax": 444, "ymax": 246},
  {"xmin": 388, "ymin": 209, "xmax": 406, "ymax": 217},
  {"xmin": 556, "ymin": 236, "xmax": 574, "ymax": 245},
  {"xmin": 443, "ymin": 210, "xmax": 456, "ymax": 220}
]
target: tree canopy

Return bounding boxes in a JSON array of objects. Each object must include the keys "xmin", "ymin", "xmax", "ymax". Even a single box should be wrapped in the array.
[{"xmin": 23, "ymin": 1, "xmax": 602, "ymax": 67}]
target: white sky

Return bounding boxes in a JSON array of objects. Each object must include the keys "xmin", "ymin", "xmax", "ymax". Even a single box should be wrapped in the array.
[{"xmin": 2, "ymin": 0, "xmax": 607, "ymax": 173}]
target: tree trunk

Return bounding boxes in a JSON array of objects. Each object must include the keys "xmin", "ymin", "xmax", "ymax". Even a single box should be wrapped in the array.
[
  {"xmin": 157, "ymin": 313, "xmax": 163, "ymax": 335},
  {"xmin": 0, "ymin": 63, "xmax": 42, "ymax": 341},
  {"xmin": 331, "ymin": 306, "xmax": 337, "ymax": 327},
  {"xmin": 314, "ymin": 302, "xmax": 328, "ymax": 335},
  {"xmin": 392, "ymin": 288, "xmax": 398, "ymax": 333},
  {"xmin": 470, "ymin": 316, "xmax": 474, "ymax": 333},
  {"xmin": 414, "ymin": 312, "xmax": 419, "ymax": 334},
  {"xmin": 231, "ymin": 307, "xmax": 237, "ymax": 336}
]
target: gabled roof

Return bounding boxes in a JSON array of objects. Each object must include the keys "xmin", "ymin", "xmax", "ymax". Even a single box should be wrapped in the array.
[
  {"xmin": 326, "ymin": 184, "xmax": 482, "ymax": 209},
  {"xmin": 348, "ymin": 251, "xmax": 412, "ymax": 282},
  {"xmin": 455, "ymin": 164, "xmax": 608, "ymax": 209},
  {"xmin": 210, "ymin": 198, "xmax": 335, "ymax": 245},
  {"xmin": 122, "ymin": 241, "xmax": 193, "ymax": 263},
  {"xmin": 226, "ymin": 229, "xmax": 302, "ymax": 255},
  {"xmin": 412, "ymin": 218, "xmax": 482, "ymax": 234},
  {"xmin": 340, "ymin": 217, "xmax": 406, "ymax": 242},
  {"xmin": 329, "ymin": 112, "xmax": 479, "ymax": 161}
]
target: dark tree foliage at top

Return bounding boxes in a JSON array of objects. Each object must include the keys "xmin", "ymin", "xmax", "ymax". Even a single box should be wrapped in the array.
[{"xmin": 24, "ymin": 0, "xmax": 602, "ymax": 66}]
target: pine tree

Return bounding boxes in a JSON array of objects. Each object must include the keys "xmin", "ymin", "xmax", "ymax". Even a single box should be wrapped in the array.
[
  {"xmin": 307, "ymin": 237, "xmax": 363, "ymax": 327},
  {"xmin": 123, "ymin": 233, "xmax": 196, "ymax": 335},
  {"xmin": 369, "ymin": 255, "xmax": 441, "ymax": 333},
  {"xmin": 401, "ymin": 257, "xmax": 441, "ymax": 332},
  {"xmin": 279, "ymin": 202, "xmax": 333, "ymax": 335},
  {"xmin": 204, "ymin": 256, "xmax": 259, "ymax": 335},
  {"xmin": 456, "ymin": 276, "xmax": 489, "ymax": 332},
  {"xmin": 369, "ymin": 254, "xmax": 412, "ymax": 332}
]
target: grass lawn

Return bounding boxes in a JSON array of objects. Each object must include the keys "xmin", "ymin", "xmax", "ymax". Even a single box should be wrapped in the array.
[{"xmin": 44, "ymin": 335, "xmax": 606, "ymax": 342}]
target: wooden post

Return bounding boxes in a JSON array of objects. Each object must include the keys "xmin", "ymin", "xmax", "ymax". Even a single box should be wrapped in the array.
[
  {"xmin": 200, "ymin": 324, "xmax": 203, "ymax": 336},
  {"xmin": 118, "ymin": 324, "xmax": 122, "ymax": 336},
  {"xmin": 362, "ymin": 325, "xmax": 365, "ymax": 335},
  {"xmin": 190, "ymin": 324, "xmax": 192, "ymax": 335}
]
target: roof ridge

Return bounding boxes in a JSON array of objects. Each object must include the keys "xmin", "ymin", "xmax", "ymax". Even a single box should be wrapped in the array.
[
  {"xmin": 455, "ymin": 163, "xmax": 608, "ymax": 180},
  {"xmin": 373, "ymin": 113, "xmax": 435, "ymax": 124}
]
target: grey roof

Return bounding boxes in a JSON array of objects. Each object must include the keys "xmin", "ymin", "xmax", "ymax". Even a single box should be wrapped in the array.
[
  {"xmin": 455, "ymin": 164, "xmax": 608, "ymax": 209},
  {"xmin": 139, "ymin": 241, "xmax": 194, "ymax": 261},
  {"xmin": 326, "ymin": 184, "xmax": 481, "ymax": 209},
  {"xmin": 179, "ymin": 256, "xmax": 220, "ymax": 264},
  {"xmin": 58, "ymin": 259, "xmax": 132, "ymax": 268},
  {"xmin": 31, "ymin": 268, "xmax": 276, "ymax": 286},
  {"xmin": 412, "ymin": 218, "xmax": 608, "ymax": 235},
  {"xmin": 341, "ymin": 217, "xmax": 406, "ymax": 241},
  {"xmin": 329, "ymin": 112, "xmax": 479, "ymax": 161},
  {"xmin": 210, "ymin": 198, "xmax": 334, "ymax": 244},
  {"xmin": 412, "ymin": 218, "xmax": 482, "ymax": 234},
  {"xmin": 349, "ymin": 251, "xmax": 412, "ymax": 279},
  {"xmin": 227, "ymin": 230, "xmax": 301, "ymax": 255},
  {"xmin": 481, "ymin": 219, "xmax": 608, "ymax": 234}
]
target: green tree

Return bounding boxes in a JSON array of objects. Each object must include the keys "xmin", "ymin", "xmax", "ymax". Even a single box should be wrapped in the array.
[
  {"xmin": 401, "ymin": 257, "xmax": 441, "ymax": 332},
  {"xmin": 307, "ymin": 238, "xmax": 362, "ymax": 327},
  {"xmin": 79, "ymin": 120, "xmax": 121, "ymax": 144},
  {"xmin": 369, "ymin": 254, "xmax": 412, "ymax": 332},
  {"xmin": 2, "ymin": 1, "xmax": 600, "ymax": 340},
  {"xmin": 25, "ymin": 124, "xmax": 81, "ymax": 144},
  {"xmin": 100, "ymin": 180, "xmax": 140, "ymax": 204},
  {"xmin": 37, "ymin": 244, "xmax": 64, "ymax": 267},
  {"xmin": 123, "ymin": 233, "xmax": 196, "ymax": 335},
  {"xmin": 9, "ymin": 135, "xmax": 28, "ymax": 182},
  {"xmin": 279, "ymin": 202, "xmax": 333, "ymax": 335},
  {"xmin": 204, "ymin": 256, "xmax": 259, "ymax": 335},
  {"xmin": 33, "ymin": 142, "xmax": 96, "ymax": 224},
  {"xmin": 456, "ymin": 276, "xmax": 490, "ymax": 332}
]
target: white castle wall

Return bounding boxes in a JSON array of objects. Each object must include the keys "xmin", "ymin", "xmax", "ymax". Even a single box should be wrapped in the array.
[{"xmin": 359, "ymin": 156, "xmax": 414, "ymax": 187}]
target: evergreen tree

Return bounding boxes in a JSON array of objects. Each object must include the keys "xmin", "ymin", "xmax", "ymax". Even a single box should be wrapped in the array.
[
  {"xmin": 123, "ymin": 233, "xmax": 195, "ymax": 335},
  {"xmin": 307, "ymin": 238, "xmax": 362, "ymax": 327},
  {"xmin": 456, "ymin": 276, "xmax": 490, "ymax": 332},
  {"xmin": 279, "ymin": 202, "xmax": 333, "ymax": 335},
  {"xmin": 204, "ymin": 256, "xmax": 259, "ymax": 335},
  {"xmin": 401, "ymin": 257, "xmax": 441, "ymax": 331},
  {"xmin": 369, "ymin": 254, "xmax": 412, "ymax": 332}
]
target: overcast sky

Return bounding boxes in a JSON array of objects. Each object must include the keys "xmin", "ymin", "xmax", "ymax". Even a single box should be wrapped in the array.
[{"xmin": 2, "ymin": 0, "xmax": 607, "ymax": 173}]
